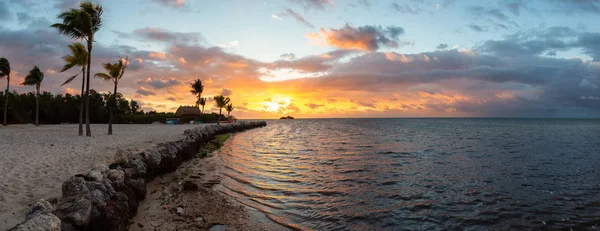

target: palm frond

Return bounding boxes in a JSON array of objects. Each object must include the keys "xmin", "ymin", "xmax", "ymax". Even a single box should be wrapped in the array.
[
  {"xmin": 61, "ymin": 72, "xmax": 82, "ymax": 86},
  {"xmin": 0, "ymin": 57, "xmax": 10, "ymax": 77},
  {"xmin": 94, "ymin": 73, "xmax": 112, "ymax": 81}
]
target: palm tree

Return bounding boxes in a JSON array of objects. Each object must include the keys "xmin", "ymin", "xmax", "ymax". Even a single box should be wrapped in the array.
[
  {"xmin": 95, "ymin": 57, "xmax": 128, "ymax": 135},
  {"xmin": 190, "ymin": 79, "xmax": 203, "ymax": 107},
  {"xmin": 198, "ymin": 97, "xmax": 206, "ymax": 114},
  {"xmin": 213, "ymin": 95, "xmax": 230, "ymax": 125},
  {"xmin": 0, "ymin": 58, "xmax": 10, "ymax": 126},
  {"xmin": 52, "ymin": 1, "xmax": 103, "ymax": 136},
  {"xmin": 21, "ymin": 66, "xmax": 44, "ymax": 126},
  {"xmin": 226, "ymin": 103, "xmax": 234, "ymax": 117},
  {"xmin": 59, "ymin": 43, "xmax": 88, "ymax": 135}
]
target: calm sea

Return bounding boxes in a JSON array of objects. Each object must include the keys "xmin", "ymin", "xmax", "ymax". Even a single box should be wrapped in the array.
[{"xmin": 215, "ymin": 119, "xmax": 600, "ymax": 230}]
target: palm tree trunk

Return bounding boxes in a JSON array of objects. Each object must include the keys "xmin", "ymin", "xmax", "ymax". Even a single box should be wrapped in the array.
[
  {"xmin": 201, "ymin": 105, "xmax": 204, "ymax": 114},
  {"xmin": 85, "ymin": 41, "xmax": 92, "ymax": 136},
  {"xmin": 108, "ymin": 82, "xmax": 117, "ymax": 135},
  {"xmin": 218, "ymin": 108, "xmax": 222, "ymax": 125},
  {"xmin": 79, "ymin": 68, "xmax": 85, "ymax": 136},
  {"xmin": 3, "ymin": 75, "xmax": 8, "ymax": 126},
  {"xmin": 35, "ymin": 85, "xmax": 39, "ymax": 126}
]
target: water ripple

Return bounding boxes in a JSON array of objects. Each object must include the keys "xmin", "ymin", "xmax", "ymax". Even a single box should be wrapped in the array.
[{"xmin": 214, "ymin": 118, "xmax": 600, "ymax": 230}]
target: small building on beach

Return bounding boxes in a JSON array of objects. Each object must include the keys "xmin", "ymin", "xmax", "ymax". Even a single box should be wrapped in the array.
[{"xmin": 175, "ymin": 106, "xmax": 201, "ymax": 117}]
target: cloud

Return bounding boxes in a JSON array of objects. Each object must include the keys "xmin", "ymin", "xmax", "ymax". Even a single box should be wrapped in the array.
[
  {"xmin": 467, "ymin": 24, "xmax": 488, "ymax": 32},
  {"xmin": 307, "ymin": 24, "xmax": 405, "ymax": 51},
  {"xmin": 280, "ymin": 53, "xmax": 296, "ymax": 60},
  {"xmin": 0, "ymin": 2, "xmax": 12, "ymax": 21},
  {"xmin": 436, "ymin": 43, "xmax": 449, "ymax": 50},
  {"xmin": 391, "ymin": 3, "xmax": 421, "ymax": 14},
  {"xmin": 305, "ymin": 103, "xmax": 325, "ymax": 109},
  {"xmin": 547, "ymin": 0, "xmax": 600, "ymax": 14},
  {"xmin": 220, "ymin": 88, "xmax": 233, "ymax": 96},
  {"xmin": 114, "ymin": 27, "xmax": 204, "ymax": 45},
  {"xmin": 137, "ymin": 78, "xmax": 182, "ymax": 89},
  {"xmin": 273, "ymin": 9, "xmax": 314, "ymax": 28},
  {"xmin": 136, "ymin": 87, "xmax": 156, "ymax": 96},
  {"xmin": 289, "ymin": 0, "xmax": 334, "ymax": 11},
  {"xmin": 148, "ymin": 0, "xmax": 186, "ymax": 8}
]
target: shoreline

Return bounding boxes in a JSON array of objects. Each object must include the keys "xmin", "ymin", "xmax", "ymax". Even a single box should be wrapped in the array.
[
  {"xmin": 130, "ymin": 136, "xmax": 290, "ymax": 230},
  {"xmin": 9, "ymin": 122, "xmax": 267, "ymax": 230}
]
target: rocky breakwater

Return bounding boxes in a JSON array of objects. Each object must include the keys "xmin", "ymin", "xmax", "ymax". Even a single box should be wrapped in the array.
[{"xmin": 10, "ymin": 121, "xmax": 267, "ymax": 231}]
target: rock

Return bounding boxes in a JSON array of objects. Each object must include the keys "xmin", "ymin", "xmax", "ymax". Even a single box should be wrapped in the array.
[
  {"xmin": 107, "ymin": 169, "xmax": 125, "ymax": 183},
  {"xmin": 125, "ymin": 178, "xmax": 146, "ymax": 200},
  {"xmin": 182, "ymin": 181, "xmax": 199, "ymax": 191},
  {"xmin": 88, "ymin": 192, "xmax": 130, "ymax": 231},
  {"xmin": 128, "ymin": 158, "xmax": 147, "ymax": 178},
  {"xmin": 86, "ymin": 179, "xmax": 116, "ymax": 206},
  {"xmin": 11, "ymin": 214, "xmax": 61, "ymax": 231},
  {"xmin": 113, "ymin": 149, "xmax": 131, "ymax": 165},
  {"xmin": 88, "ymin": 170, "xmax": 103, "ymax": 181},
  {"xmin": 62, "ymin": 176, "xmax": 89, "ymax": 197},
  {"xmin": 25, "ymin": 199, "xmax": 53, "ymax": 220},
  {"xmin": 184, "ymin": 129, "xmax": 192, "ymax": 135},
  {"xmin": 53, "ymin": 193, "xmax": 92, "ymax": 227},
  {"xmin": 209, "ymin": 224, "xmax": 230, "ymax": 231},
  {"xmin": 176, "ymin": 207, "xmax": 184, "ymax": 214},
  {"xmin": 92, "ymin": 164, "xmax": 109, "ymax": 174}
]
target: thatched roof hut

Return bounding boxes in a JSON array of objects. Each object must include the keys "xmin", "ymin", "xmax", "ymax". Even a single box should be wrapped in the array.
[{"xmin": 175, "ymin": 106, "xmax": 201, "ymax": 116}]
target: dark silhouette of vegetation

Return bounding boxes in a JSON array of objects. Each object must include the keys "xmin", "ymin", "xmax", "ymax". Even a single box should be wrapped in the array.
[
  {"xmin": 59, "ymin": 42, "xmax": 88, "ymax": 135},
  {"xmin": 226, "ymin": 103, "xmax": 234, "ymax": 117},
  {"xmin": 198, "ymin": 97, "xmax": 206, "ymax": 114},
  {"xmin": 95, "ymin": 57, "xmax": 128, "ymax": 135},
  {"xmin": 0, "ymin": 90, "xmax": 222, "ymax": 125},
  {"xmin": 190, "ymin": 79, "xmax": 204, "ymax": 106},
  {"xmin": 21, "ymin": 66, "xmax": 44, "ymax": 126},
  {"xmin": 280, "ymin": 116, "xmax": 295, "ymax": 119},
  {"xmin": 213, "ymin": 95, "xmax": 230, "ymax": 125},
  {"xmin": 52, "ymin": 1, "xmax": 103, "ymax": 136},
  {"xmin": 0, "ymin": 57, "xmax": 10, "ymax": 126}
]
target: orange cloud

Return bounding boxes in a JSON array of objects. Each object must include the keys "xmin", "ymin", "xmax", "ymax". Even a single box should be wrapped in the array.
[{"xmin": 307, "ymin": 24, "xmax": 405, "ymax": 51}]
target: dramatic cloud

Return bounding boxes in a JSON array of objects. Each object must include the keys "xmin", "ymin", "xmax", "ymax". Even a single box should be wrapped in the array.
[
  {"xmin": 137, "ymin": 78, "xmax": 182, "ymax": 89},
  {"xmin": 136, "ymin": 87, "xmax": 156, "ymax": 96},
  {"xmin": 436, "ymin": 43, "xmax": 449, "ymax": 50},
  {"xmin": 273, "ymin": 9, "xmax": 314, "ymax": 28},
  {"xmin": 289, "ymin": 0, "xmax": 334, "ymax": 11},
  {"xmin": 307, "ymin": 24, "xmax": 405, "ymax": 51}
]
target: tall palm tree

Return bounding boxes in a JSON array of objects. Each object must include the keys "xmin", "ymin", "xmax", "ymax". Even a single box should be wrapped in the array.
[
  {"xmin": 95, "ymin": 57, "xmax": 128, "ymax": 135},
  {"xmin": 190, "ymin": 79, "xmax": 203, "ymax": 107},
  {"xmin": 21, "ymin": 66, "xmax": 44, "ymax": 126},
  {"xmin": 198, "ymin": 97, "xmax": 206, "ymax": 114},
  {"xmin": 226, "ymin": 103, "xmax": 234, "ymax": 117},
  {"xmin": 52, "ymin": 1, "xmax": 103, "ymax": 136},
  {"xmin": 59, "ymin": 42, "xmax": 88, "ymax": 135},
  {"xmin": 213, "ymin": 95, "xmax": 230, "ymax": 125},
  {"xmin": 0, "ymin": 58, "xmax": 10, "ymax": 126}
]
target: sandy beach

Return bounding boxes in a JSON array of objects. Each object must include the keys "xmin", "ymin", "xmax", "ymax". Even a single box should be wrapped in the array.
[{"xmin": 0, "ymin": 124, "xmax": 205, "ymax": 230}]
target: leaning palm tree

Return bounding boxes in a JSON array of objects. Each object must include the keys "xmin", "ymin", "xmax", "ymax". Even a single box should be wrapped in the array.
[
  {"xmin": 21, "ymin": 66, "xmax": 44, "ymax": 126},
  {"xmin": 59, "ymin": 42, "xmax": 88, "ymax": 135},
  {"xmin": 94, "ymin": 57, "xmax": 128, "ymax": 135},
  {"xmin": 52, "ymin": 1, "xmax": 103, "ymax": 136},
  {"xmin": 190, "ymin": 79, "xmax": 203, "ymax": 107},
  {"xmin": 213, "ymin": 95, "xmax": 230, "ymax": 125},
  {"xmin": 226, "ymin": 103, "xmax": 234, "ymax": 117},
  {"xmin": 0, "ymin": 58, "xmax": 10, "ymax": 126},
  {"xmin": 198, "ymin": 97, "xmax": 206, "ymax": 114}
]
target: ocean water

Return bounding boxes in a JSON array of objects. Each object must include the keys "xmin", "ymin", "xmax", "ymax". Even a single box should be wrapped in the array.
[{"xmin": 215, "ymin": 119, "xmax": 600, "ymax": 230}]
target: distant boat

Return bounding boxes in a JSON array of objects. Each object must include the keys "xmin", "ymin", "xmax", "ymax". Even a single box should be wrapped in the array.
[{"xmin": 280, "ymin": 116, "xmax": 295, "ymax": 120}]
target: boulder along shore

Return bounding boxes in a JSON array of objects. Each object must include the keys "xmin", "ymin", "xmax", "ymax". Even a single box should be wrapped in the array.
[{"xmin": 9, "ymin": 121, "xmax": 267, "ymax": 231}]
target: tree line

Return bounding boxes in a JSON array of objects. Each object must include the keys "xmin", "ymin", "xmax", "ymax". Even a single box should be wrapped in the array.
[{"xmin": 0, "ymin": 1, "xmax": 237, "ymax": 134}]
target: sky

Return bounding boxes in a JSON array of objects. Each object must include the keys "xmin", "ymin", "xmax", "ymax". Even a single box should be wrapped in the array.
[{"xmin": 1, "ymin": 0, "xmax": 600, "ymax": 118}]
